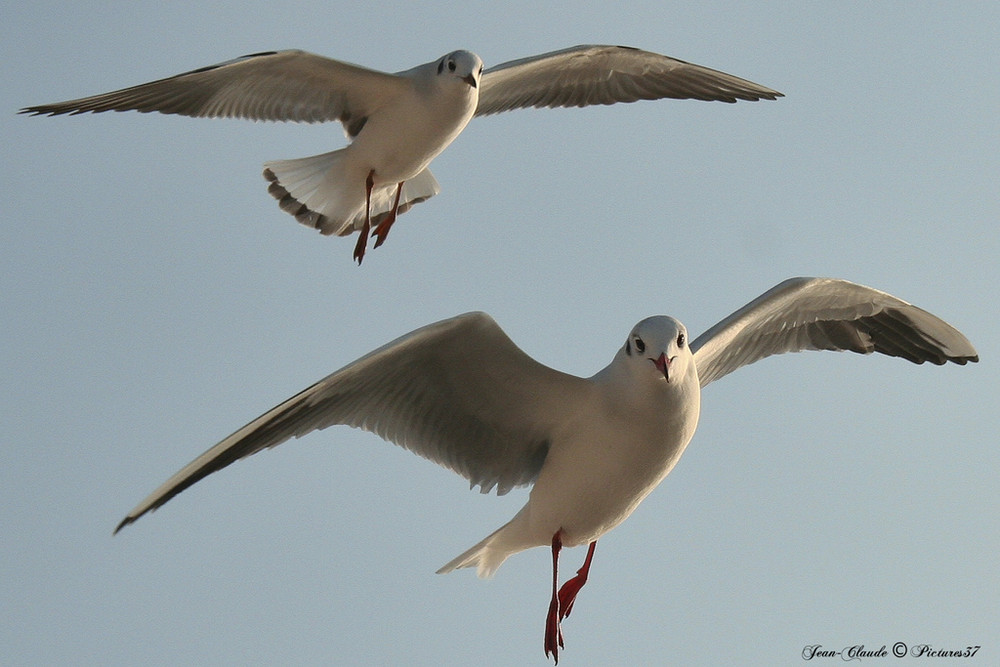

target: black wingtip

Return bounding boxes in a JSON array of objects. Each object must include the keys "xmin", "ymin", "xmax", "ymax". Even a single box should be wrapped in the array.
[
  {"xmin": 113, "ymin": 515, "xmax": 134, "ymax": 536},
  {"xmin": 18, "ymin": 105, "xmax": 81, "ymax": 117},
  {"xmin": 939, "ymin": 354, "xmax": 978, "ymax": 365}
]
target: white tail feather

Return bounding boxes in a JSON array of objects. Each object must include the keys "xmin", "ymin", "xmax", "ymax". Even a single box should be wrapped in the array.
[
  {"xmin": 263, "ymin": 151, "xmax": 440, "ymax": 237},
  {"xmin": 436, "ymin": 529, "xmax": 507, "ymax": 578},
  {"xmin": 436, "ymin": 507, "xmax": 534, "ymax": 579}
]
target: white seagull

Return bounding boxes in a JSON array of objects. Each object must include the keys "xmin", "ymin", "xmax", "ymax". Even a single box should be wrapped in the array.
[
  {"xmin": 21, "ymin": 45, "xmax": 782, "ymax": 263},
  {"xmin": 112, "ymin": 277, "xmax": 976, "ymax": 662}
]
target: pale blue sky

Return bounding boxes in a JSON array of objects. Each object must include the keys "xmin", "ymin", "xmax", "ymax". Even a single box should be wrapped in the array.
[{"xmin": 4, "ymin": 2, "xmax": 997, "ymax": 665}]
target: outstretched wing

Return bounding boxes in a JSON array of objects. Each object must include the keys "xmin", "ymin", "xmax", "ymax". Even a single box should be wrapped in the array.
[
  {"xmin": 115, "ymin": 312, "xmax": 589, "ymax": 533},
  {"xmin": 692, "ymin": 277, "xmax": 978, "ymax": 388},
  {"xmin": 476, "ymin": 44, "xmax": 782, "ymax": 116},
  {"xmin": 21, "ymin": 50, "xmax": 409, "ymax": 134}
]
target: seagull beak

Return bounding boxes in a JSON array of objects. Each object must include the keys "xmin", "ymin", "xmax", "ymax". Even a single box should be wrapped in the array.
[
  {"xmin": 463, "ymin": 73, "xmax": 477, "ymax": 88},
  {"xmin": 652, "ymin": 353, "xmax": 671, "ymax": 382}
]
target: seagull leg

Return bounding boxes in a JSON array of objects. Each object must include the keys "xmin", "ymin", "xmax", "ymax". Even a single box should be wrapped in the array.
[
  {"xmin": 556, "ymin": 541, "xmax": 597, "ymax": 621},
  {"xmin": 372, "ymin": 181, "xmax": 404, "ymax": 249},
  {"xmin": 353, "ymin": 170, "xmax": 376, "ymax": 265},
  {"xmin": 544, "ymin": 530, "xmax": 565, "ymax": 663}
]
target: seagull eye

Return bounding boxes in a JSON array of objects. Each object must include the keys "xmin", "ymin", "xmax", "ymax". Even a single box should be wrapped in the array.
[
  {"xmin": 677, "ymin": 333, "xmax": 685, "ymax": 347},
  {"xmin": 634, "ymin": 337, "xmax": 645, "ymax": 354},
  {"xmin": 448, "ymin": 60, "xmax": 456, "ymax": 72}
]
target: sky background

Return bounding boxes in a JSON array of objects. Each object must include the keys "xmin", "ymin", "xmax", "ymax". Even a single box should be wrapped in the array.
[{"xmin": 3, "ymin": 2, "xmax": 997, "ymax": 665}]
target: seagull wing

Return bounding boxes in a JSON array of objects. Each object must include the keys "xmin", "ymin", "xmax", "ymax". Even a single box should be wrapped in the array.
[
  {"xmin": 21, "ymin": 50, "xmax": 409, "ymax": 133},
  {"xmin": 115, "ymin": 312, "xmax": 589, "ymax": 533},
  {"xmin": 475, "ymin": 44, "xmax": 782, "ymax": 116},
  {"xmin": 691, "ymin": 277, "xmax": 978, "ymax": 388}
]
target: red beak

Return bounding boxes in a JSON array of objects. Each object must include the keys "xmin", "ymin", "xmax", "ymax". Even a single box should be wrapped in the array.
[{"xmin": 653, "ymin": 353, "xmax": 670, "ymax": 382}]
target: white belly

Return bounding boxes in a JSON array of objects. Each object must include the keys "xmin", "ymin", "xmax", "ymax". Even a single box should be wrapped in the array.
[
  {"xmin": 350, "ymin": 84, "xmax": 476, "ymax": 185},
  {"xmin": 525, "ymin": 388, "xmax": 701, "ymax": 547}
]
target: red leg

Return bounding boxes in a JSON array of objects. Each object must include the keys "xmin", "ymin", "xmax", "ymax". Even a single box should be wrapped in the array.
[
  {"xmin": 353, "ymin": 170, "xmax": 375, "ymax": 264},
  {"xmin": 372, "ymin": 181, "xmax": 404, "ymax": 249},
  {"xmin": 557, "ymin": 541, "xmax": 597, "ymax": 621},
  {"xmin": 544, "ymin": 531, "xmax": 565, "ymax": 663}
]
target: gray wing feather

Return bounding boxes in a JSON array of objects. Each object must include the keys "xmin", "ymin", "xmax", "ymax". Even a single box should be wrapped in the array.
[
  {"xmin": 691, "ymin": 277, "xmax": 978, "ymax": 388},
  {"xmin": 115, "ymin": 313, "xmax": 587, "ymax": 533},
  {"xmin": 476, "ymin": 45, "xmax": 782, "ymax": 116},
  {"xmin": 20, "ymin": 50, "xmax": 408, "ymax": 130}
]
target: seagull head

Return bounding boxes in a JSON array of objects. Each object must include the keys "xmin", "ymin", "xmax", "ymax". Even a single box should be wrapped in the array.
[
  {"xmin": 437, "ymin": 50, "xmax": 483, "ymax": 89},
  {"xmin": 622, "ymin": 316, "xmax": 692, "ymax": 385}
]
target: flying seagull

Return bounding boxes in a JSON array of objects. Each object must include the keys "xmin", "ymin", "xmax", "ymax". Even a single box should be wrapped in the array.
[
  {"xmin": 111, "ymin": 277, "xmax": 976, "ymax": 662},
  {"xmin": 21, "ymin": 45, "xmax": 782, "ymax": 263}
]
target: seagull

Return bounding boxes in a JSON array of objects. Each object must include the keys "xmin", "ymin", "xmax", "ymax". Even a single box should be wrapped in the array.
[
  {"xmin": 111, "ymin": 277, "xmax": 976, "ymax": 662},
  {"xmin": 21, "ymin": 45, "xmax": 782, "ymax": 263}
]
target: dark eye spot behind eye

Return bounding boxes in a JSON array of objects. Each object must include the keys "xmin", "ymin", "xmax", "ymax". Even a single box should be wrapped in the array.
[
  {"xmin": 437, "ymin": 61, "xmax": 444, "ymax": 74},
  {"xmin": 625, "ymin": 340, "xmax": 631, "ymax": 356}
]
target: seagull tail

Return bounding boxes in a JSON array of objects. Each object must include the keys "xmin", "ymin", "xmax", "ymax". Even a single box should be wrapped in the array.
[
  {"xmin": 436, "ymin": 527, "xmax": 510, "ymax": 579},
  {"xmin": 436, "ymin": 508, "xmax": 531, "ymax": 579},
  {"xmin": 262, "ymin": 152, "xmax": 440, "ymax": 237},
  {"xmin": 263, "ymin": 149, "xmax": 359, "ymax": 236}
]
